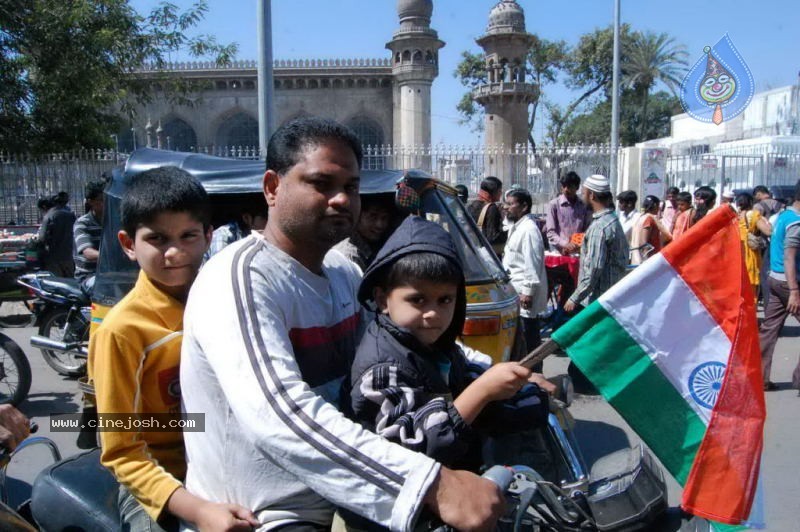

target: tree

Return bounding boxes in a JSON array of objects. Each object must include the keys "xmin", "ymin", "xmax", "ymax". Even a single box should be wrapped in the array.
[
  {"xmin": 623, "ymin": 31, "xmax": 688, "ymax": 141},
  {"xmin": 0, "ymin": 0, "xmax": 236, "ymax": 153},
  {"xmin": 545, "ymin": 24, "xmax": 633, "ymax": 144},
  {"xmin": 555, "ymin": 90, "xmax": 681, "ymax": 145},
  {"xmin": 454, "ymin": 51, "xmax": 488, "ymax": 134},
  {"xmin": 454, "ymin": 36, "xmax": 568, "ymax": 148}
]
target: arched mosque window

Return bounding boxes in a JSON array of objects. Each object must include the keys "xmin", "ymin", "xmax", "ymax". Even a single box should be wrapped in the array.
[
  {"xmin": 216, "ymin": 113, "xmax": 259, "ymax": 148},
  {"xmin": 347, "ymin": 116, "xmax": 384, "ymax": 148},
  {"xmin": 162, "ymin": 117, "xmax": 197, "ymax": 152}
]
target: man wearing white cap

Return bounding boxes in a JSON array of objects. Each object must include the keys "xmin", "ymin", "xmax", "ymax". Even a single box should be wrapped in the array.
[
  {"xmin": 564, "ymin": 175, "xmax": 629, "ymax": 313},
  {"xmin": 721, "ymin": 189, "xmax": 736, "ymax": 209}
]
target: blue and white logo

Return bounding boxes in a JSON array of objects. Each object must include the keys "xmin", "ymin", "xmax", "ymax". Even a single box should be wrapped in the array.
[
  {"xmin": 688, "ymin": 361, "xmax": 726, "ymax": 410},
  {"xmin": 679, "ymin": 34, "xmax": 754, "ymax": 125}
]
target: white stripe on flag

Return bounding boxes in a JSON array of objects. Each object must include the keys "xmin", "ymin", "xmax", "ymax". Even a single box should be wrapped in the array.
[{"xmin": 598, "ymin": 254, "xmax": 732, "ymax": 425}]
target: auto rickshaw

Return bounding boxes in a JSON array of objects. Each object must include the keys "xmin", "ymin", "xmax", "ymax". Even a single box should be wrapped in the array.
[{"xmin": 90, "ymin": 148, "xmax": 523, "ymax": 363}]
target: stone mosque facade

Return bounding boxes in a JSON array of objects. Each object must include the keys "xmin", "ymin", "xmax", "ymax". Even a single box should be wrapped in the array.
[{"xmin": 123, "ymin": 0, "xmax": 536, "ymax": 167}]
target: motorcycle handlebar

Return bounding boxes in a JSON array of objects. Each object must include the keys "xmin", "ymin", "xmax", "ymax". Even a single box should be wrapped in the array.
[{"xmin": 425, "ymin": 467, "xmax": 515, "ymax": 532}]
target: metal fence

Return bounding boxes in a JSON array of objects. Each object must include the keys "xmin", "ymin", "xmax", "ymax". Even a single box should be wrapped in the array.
[
  {"xmin": 665, "ymin": 144, "xmax": 800, "ymax": 194},
  {"xmin": 0, "ymin": 150, "xmax": 123, "ymax": 225},
  {"xmin": 361, "ymin": 144, "xmax": 615, "ymax": 211},
  {"xmin": 5, "ymin": 142, "xmax": 796, "ymax": 225}
]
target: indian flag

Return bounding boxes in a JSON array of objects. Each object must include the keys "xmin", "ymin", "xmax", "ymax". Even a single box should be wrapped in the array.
[{"xmin": 552, "ymin": 206, "xmax": 765, "ymax": 526}]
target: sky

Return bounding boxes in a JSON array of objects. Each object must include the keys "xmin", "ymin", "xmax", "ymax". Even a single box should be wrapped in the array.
[{"xmin": 129, "ymin": 0, "xmax": 800, "ymax": 145}]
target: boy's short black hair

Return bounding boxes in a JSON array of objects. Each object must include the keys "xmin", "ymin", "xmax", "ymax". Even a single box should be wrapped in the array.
[
  {"xmin": 38, "ymin": 196, "xmax": 53, "ymax": 211},
  {"xmin": 507, "ymin": 189, "xmax": 532, "ymax": 212},
  {"xmin": 677, "ymin": 191, "xmax": 693, "ymax": 204},
  {"xmin": 667, "ymin": 186, "xmax": 680, "ymax": 195},
  {"xmin": 560, "ymin": 171, "xmax": 581, "ymax": 189},
  {"xmin": 753, "ymin": 185, "xmax": 770, "ymax": 197},
  {"xmin": 121, "ymin": 166, "xmax": 211, "ymax": 237},
  {"xmin": 379, "ymin": 252, "xmax": 461, "ymax": 292},
  {"xmin": 53, "ymin": 191, "xmax": 69, "ymax": 206},
  {"xmin": 267, "ymin": 116, "xmax": 363, "ymax": 176},
  {"xmin": 480, "ymin": 176, "xmax": 502, "ymax": 196},
  {"xmin": 616, "ymin": 190, "xmax": 637, "ymax": 203},
  {"xmin": 361, "ymin": 193, "xmax": 395, "ymax": 214},
  {"xmin": 84, "ymin": 179, "xmax": 105, "ymax": 201}
]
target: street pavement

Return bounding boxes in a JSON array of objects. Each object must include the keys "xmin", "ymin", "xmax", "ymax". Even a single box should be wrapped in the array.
[{"xmin": 0, "ymin": 301, "xmax": 798, "ymax": 530}]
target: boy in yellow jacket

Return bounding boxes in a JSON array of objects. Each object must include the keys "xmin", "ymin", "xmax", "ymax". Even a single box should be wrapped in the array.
[{"xmin": 89, "ymin": 166, "xmax": 257, "ymax": 531}]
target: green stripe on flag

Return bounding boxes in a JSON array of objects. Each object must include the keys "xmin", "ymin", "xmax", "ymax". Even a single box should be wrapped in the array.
[{"xmin": 553, "ymin": 302, "xmax": 708, "ymax": 484}]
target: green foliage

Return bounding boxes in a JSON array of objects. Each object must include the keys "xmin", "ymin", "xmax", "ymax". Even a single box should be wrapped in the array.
[
  {"xmin": 0, "ymin": 0, "xmax": 237, "ymax": 153},
  {"xmin": 564, "ymin": 24, "xmax": 632, "ymax": 96},
  {"xmin": 622, "ymin": 30, "xmax": 688, "ymax": 141},
  {"xmin": 557, "ymin": 90, "xmax": 681, "ymax": 146},
  {"xmin": 453, "ymin": 51, "xmax": 487, "ymax": 133},
  {"xmin": 546, "ymin": 24, "xmax": 634, "ymax": 144}
]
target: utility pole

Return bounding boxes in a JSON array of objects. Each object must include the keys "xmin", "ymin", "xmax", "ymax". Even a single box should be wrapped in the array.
[
  {"xmin": 610, "ymin": 0, "xmax": 621, "ymax": 188},
  {"xmin": 257, "ymin": 0, "xmax": 275, "ymax": 159}
]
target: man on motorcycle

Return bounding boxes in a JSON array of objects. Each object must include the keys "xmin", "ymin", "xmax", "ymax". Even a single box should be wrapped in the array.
[
  {"xmin": 181, "ymin": 117, "xmax": 505, "ymax": 531},
  {"xmin": 73, "ymin": 179, "xmax": 105, "ymax": 292}
]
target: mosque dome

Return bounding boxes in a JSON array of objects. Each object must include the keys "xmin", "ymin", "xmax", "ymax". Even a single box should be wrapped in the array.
[
  {"xmin": 487, "ymin": 0, "xmax": 526, "ymax": 33},
  {"xmin": 397, "ymin": 0, "xmax": 433, "ymax": 24}
]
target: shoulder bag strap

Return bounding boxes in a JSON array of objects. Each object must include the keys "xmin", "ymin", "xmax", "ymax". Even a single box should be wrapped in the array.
[{"xmin": 477, "ymin": 202, "xmax": 491, "ymax": 230}]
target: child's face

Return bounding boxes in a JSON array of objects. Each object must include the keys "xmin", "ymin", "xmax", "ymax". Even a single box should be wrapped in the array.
[
  {"xmin": 119, "ymin": 211, "xmax": 211, "ymax": 301},
  {"xmin": 677, "ymin": 200, "xmax": 690, "ymax": 212},
  {"xmin": 375, "ymin": 279, "xmax": 458, "ymax": 347}
]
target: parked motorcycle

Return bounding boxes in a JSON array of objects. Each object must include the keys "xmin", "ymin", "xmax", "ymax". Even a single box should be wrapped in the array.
[
  {"xmin": 16, "ymin": 272, "xmax": 89, "ymax": 377},
  {"xmin": 0, "ymin": 333, "xmax": 31, "ymax": 406}
]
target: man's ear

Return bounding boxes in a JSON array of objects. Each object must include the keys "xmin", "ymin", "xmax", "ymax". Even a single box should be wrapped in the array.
[
  {"xmin": 373, "ymin": 287, "xmax": 389, "ymax": 314},
  {"xmin": 118, "ymin": 230, "xmax": 137, "ymax": 262},
  {"xmin": 203, "ymin": 225, "xmax": 213, "ymax": 249},
  {"xmin": 263, "ymin": 170, "xmax": 280, "ymax": 208}
]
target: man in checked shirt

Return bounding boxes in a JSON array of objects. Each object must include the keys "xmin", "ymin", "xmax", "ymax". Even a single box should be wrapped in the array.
[{"xmin": 564, "ymin": 174, "xmax": 629, "ymax": 314}]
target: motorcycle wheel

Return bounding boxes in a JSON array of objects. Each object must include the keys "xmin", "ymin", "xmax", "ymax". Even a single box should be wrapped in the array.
[
  {"xmin": 0, "ymin": 333, "xmax": 32, "ymax": 406},
  {"xmin": 0, "ymin": 301, "xmax": 36, "ymax": 328},
  {"xmin": 38, "ymin": 308, "xmax": 87, "ymax": 377}
]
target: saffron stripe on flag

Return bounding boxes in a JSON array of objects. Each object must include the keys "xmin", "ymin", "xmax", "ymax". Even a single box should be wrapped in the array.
[{"xmin": 552, "ymin": 301, "xmax": 707, "ymax": 484}]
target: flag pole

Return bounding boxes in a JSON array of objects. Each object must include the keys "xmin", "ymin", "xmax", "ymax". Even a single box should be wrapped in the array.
[
  {"xmin": 257, "ymin": 0, "xmax": 275, "ymax": 159},
  {"xmin": 519, "ymin": 339, "xmax": 561, "ymax": 370}
]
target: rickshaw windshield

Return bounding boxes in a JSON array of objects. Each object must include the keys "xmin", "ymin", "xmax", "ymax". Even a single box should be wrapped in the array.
[
  {"xmin": 92, "ymin": 179, "xmax": 138, "ymax": 307},
  {"xmin": 419, "ymin": 187, "xmax": 507, "ymax": 285}
]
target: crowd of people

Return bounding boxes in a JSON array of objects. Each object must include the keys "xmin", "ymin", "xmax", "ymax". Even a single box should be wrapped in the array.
[
  {"xmin": 3, "ymin": 116, "xmax": 798, "ymax": 531},
  {"xmin": 36, "ymin": 179, "xmax": 106, "ymax": 291},
  {"xmin": 465, "ymin": 172, "xmax": 800, "ymax": 397}
]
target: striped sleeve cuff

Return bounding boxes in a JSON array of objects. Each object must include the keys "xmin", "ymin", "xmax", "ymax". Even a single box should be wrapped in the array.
[{"xmin": 390, "ymin": 457, "xmax": 440, "ymax": 532}]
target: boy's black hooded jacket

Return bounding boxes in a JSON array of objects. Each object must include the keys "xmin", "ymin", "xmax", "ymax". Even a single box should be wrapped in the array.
[{"xmin": 347, "ymin": 215, "xmax": 548, "ymax": 471}]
